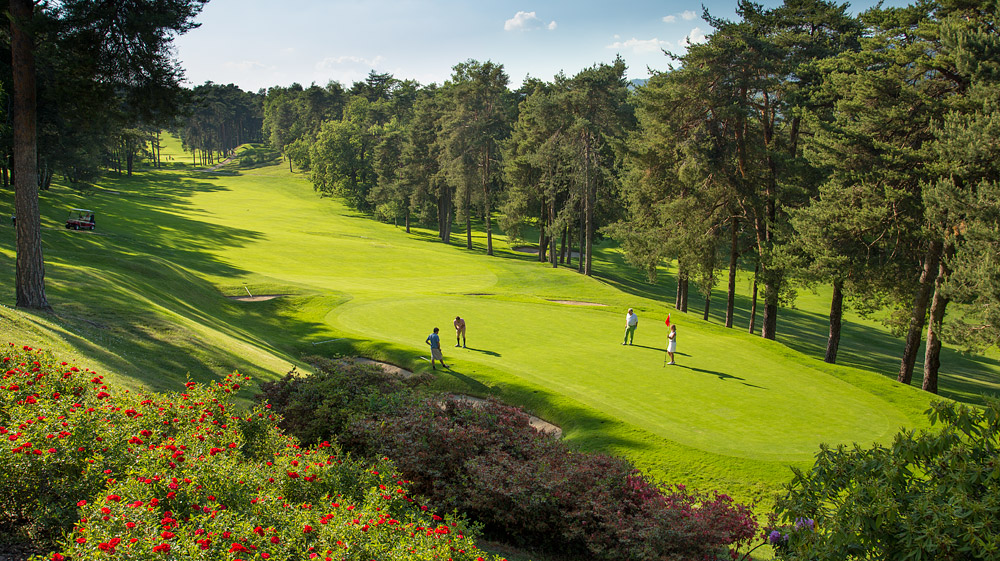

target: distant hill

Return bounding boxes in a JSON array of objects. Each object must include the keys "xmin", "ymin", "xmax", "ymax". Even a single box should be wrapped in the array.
[{"xmin": 629, "ymin": 78, "xmax": 648, "ymax": 89}]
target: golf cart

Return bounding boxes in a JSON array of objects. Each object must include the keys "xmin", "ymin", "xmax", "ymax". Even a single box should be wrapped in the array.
[{"xmin": 66, "ymin": 208, "xmax": 95, "ymax": 230}]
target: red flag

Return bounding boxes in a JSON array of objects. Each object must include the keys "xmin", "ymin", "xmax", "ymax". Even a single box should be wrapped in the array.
[{"xmin": 665, "ymin": 314, "xmax": 671, "ymax": 327}]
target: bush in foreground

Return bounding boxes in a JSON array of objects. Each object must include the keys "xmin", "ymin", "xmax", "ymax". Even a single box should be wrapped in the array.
[
  {"xmin": 262, "ymin": 358, "xmax": 760, "ymax": 560},
  {"xmin": 769, "ymin": 398, "xmax": 1000, "ymax": 560},
  {"xmin": 0, "ymin": 343, "xmax": 501, "ymax": 561}
]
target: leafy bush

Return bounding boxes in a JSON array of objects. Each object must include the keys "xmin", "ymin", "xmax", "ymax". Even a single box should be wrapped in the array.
[
  {"xmin": 256, "ymin": 356, "xmax": 419, "ymax": 446},
  {"xmin": 0, "ymin": 344, "xmax": 501, "ymax": 561},
  {"xmin": 263, "ymin": 359, "xmax": 759, "ymax": 560},
  {"xmin": 770, "ymin": 398, "xmax": 1000, "ymax": 560}
]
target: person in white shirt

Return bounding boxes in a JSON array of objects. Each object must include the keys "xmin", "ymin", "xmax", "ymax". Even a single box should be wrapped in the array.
[
  {"xmin": 666, "ymin": 324, "xmax": 677, "ymax": 364},
  {"xmin": 623, "ymin": 308, "xmax": 638, "ymax": 345}
]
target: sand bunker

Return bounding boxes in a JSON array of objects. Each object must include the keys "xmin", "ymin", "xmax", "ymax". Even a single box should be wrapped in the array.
[
  {"xmin": 339, "ymin": 358, "xmax": 562, "ymax": 437},
  {"xmin": 547, "ymin": 299, "xmax": 607, "ymax": 307},
  {"xmin": 227, "ymin": 294, "xmax": 286, "ymax": 302},
  {"xmin": 443, "ymin": 394, "xmax": 562, "ymax": 438}
]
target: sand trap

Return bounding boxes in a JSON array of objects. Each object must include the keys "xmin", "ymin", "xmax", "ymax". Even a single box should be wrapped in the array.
[
  {"xmin": 547, "ymin": 299, "xmax": 608, "ymax": 307},
  {"xmin": 444, "ymin": 394, "xmax": 562, "ymax": 438},
  {"xmin": 343, "ymin": 357, "xmax": 417, "ymax": 379},
  {"xmin": 227, "ymin": 294, "xmax": 287, "ymax": 302},
  {"xmin": 339, "ymin": 358, "xmax": 562, "ymax": 437}
]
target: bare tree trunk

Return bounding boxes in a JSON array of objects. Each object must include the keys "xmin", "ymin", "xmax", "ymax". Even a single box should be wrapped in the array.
[
  {"xmin": 483, "ymin": 147, "xmax": 493, "ymax": 256},
  {"xmin": 680, "ymin": 273, "xmax": 689, "ymax": 313},
  {"xmin": 898, "ymin": 240, "xmax": 942, "ymax": 384},
  {"xmin": 675, "ymin": 266, "xmax": 683, "ymax": 309},
  {"xmin": 12, "ymin": 0, "xmax": 50, "ymax": 310},
  {"xmin": 761, "ymin": 269, "xmax": 779, "ymax": 340},
  {"xmin": 465, "ymin": 189, "xmax": 472, "ymax": 249},
  {"xmin": 825, "ymin": 279, "xmax": 844, "ymax": 364},
  {"xmin": 559, "ymin": 228, "xmax": 569, "ymax": 265},
  {"xmin": 578, "ymin": 205, "xmax": 584, "ymax": 274},
  {"xmin": 583, "ymin": 134, "xmax": 594, "ymax": 276},
  {"xmin": 749, "ymin": 262, "xmax": 759, "ymax": 335},
  {"xmin": 548, "ymin": 199, "xmax": 557, "ymax": 268},
  {"xmin": 922, "ymin": 259, "xmax": 949, "ymax": 394},
  {"xmin": 538, "ymin": 197, "xmax": 547, "ymax": 262},
  {"xmin": 702, "ymin": 292, "xmax": 711, "ymax": 321},
  {"xmin": 726, "ymin": 216, "xmax": 739, "ymax": 328}
]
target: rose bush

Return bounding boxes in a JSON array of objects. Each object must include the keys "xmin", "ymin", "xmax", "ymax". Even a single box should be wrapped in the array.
[{"xmin": 0, "ymin": 343, "xmax": 501, "ymax": 561}]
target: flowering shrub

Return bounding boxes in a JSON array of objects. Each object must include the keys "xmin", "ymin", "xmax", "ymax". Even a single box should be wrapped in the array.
[
  {"xmin": 264, "ymin": 359, "xmax": 759, "ymax": 560},
  {"xmin": 0, "ymin": 343, "xmax": 501, "ymax": 561}
]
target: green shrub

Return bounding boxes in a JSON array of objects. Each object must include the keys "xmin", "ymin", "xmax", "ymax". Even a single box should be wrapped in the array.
[
  {"xmin": 256, "ymin": 356, "xmax": 419, "ymax": 446},
  {"xmin": 770, "ymin": 398, "xmax": 1000, "ymax": 560}
]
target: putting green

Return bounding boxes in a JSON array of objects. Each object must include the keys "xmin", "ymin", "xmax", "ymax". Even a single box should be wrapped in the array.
[{"xmin": 332, "ymin": 296, "xmax": 911, "ymax": 462}]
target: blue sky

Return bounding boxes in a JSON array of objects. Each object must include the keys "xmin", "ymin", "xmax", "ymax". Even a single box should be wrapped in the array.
[{"xmin": 173, "ymin": 0, "xmax": 905, "ymax": 92}]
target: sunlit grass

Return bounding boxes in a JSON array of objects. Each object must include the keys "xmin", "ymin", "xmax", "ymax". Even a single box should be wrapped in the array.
[{"xmin": 1, "ymin": 134, "xmax": 997, "ymax": 516}]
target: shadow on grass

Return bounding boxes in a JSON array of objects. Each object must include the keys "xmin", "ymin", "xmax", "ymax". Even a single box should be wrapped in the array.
[{"xmin": 462, "ymin": 347, "xmax": 501, "ymax": 357}]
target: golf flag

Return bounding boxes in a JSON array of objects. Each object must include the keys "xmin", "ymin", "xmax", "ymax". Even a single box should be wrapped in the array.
[{"xmin": 665, "ymin": 314, "xmax": 671, "ymax": 327}]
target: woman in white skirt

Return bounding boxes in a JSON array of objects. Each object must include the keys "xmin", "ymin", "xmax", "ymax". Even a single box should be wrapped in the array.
[{"xmin": 666, "ymin": 324, "xmax": 677, "ymax": 365}]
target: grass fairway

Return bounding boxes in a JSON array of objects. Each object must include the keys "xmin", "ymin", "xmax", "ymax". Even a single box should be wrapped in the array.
[{"xmin": 2, "ymin": 137, "xmax": 998, "ymax": 514}]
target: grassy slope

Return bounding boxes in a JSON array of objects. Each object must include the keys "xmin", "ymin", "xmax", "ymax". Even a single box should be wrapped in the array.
[{"xmin": 1, "ymin": 137, "xmax": 998, "ymax": 514}]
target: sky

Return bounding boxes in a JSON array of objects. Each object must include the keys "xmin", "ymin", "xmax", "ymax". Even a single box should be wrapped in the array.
[{"xmin": 172, "ymin": 0, "xmax": 906, "ymax": 93}]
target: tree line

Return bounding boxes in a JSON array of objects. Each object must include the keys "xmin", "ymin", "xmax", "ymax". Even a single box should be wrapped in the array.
[
  {"xmin": 7, "ymin": 0, "xmax": 997, "ymax": 397},
  {"xmin": 249, "ymin": 0, "xmax": 998, "ymax": 395}
]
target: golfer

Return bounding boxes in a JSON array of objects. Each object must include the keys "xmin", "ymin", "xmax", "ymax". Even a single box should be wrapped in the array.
[
  {"xmin": 623, "ymin": 308, "xmax": 638, "ymax": 345},
  {"xmin": 425, "ymin": 327, "xmax": 448, "ymax": 370},
  {"xmin": 453, "ymin": 316, "xmax": 466, "ymax": 347},
  {"xmin": 666, "ymin": 324, "xmax": 677, "ymax": 365}
]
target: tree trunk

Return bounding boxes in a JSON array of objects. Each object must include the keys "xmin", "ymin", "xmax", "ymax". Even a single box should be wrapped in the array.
[
  {"xmin": 898, "ymin": 240, "xmax": 942, "ymax": 384},
  {"xmin": 483, "ymin": 147, "xmax": 493, "ymax": 256},
  {"xmin": 825, "ymin": 279, "xmax": 844, "ymax": 364},
  {"xmin": 675, "ymin": 266, "xmax": 683, "ymax": 309},
  {"xmin": 465, "ymin": 189, "xmax": 472, "ymax": 250},
  {"xmin": 538, "ymin": 197, "xmax": 547, "ymax": 262},
  {"xmin": 702, "ymin": 292, "xmax": 711, "ymax": 321},
  {"xmin": 12, "ymin": 0, "xmax": 50, "ymax": 311},
  {"xmin": 761, "ymin": 268, "xmax": 779, "ymax": 340},
  {"xmin": 922, "ymin": 259, "xmax": 949, "ymax": 394},
  {"xmin": 726, "ymin": 216, "xmax": 739, "ymax": 328},
  {"xmin": 578, "ymin": 205, "xmax": 585, "ymax": 274},
  {"xmin": 583, "ymin": 134, "xmax": 594, "ymax": 276},
  {"xmin": 749, "ymin": 262, "xmax": 759, "ymax": 335},
  {"xmin": 559, "ymin": 227, "xmax": 567, "ymax": 264},
  {"xmin": 680, "ymin": 273, "xmax": 689, "ymax": 313},
  {"xmin": 549, "ymin": 199, "xmax": 557, "ymax": 268},
  {"xmin": 405, "ymin": 207, "xmax": 410, "ymax": 234}
]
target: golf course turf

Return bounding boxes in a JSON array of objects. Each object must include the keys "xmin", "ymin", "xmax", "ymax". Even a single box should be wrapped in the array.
[{"xmin": 2, "ymin": 136, "xmax": 998, "ymax": 513}]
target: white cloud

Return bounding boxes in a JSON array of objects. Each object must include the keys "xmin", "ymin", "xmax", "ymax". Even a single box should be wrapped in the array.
[
  {"xmin": 315, "ymin": 55, "xmax": 386, "ymax": 72},
  {"xmin": 504, "ymin": 11, "xmax": 556, "ymax": 31},
  {"xmin": 606, "ymin": 37, "xmax": 669, "ymax": 53},
  {"xmin": 224, "ymin": 60, "xmax": 274, "ymax": 73},
  {"xmin": 664, "ymin": 10, "xmax": 698, "ymax": 24},
  {"xmin": 313, "ymin": 55, "xmax": 388, "ymax": 85},
  {"xmin": 685, "ymin": 27, "xmax": 707, "ymax": 45}
]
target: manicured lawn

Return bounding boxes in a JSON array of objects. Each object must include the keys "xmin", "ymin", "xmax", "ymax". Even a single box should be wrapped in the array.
[{"xmin": 2, "ymin": 136, "xmax": 997, "ymax": 513}]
